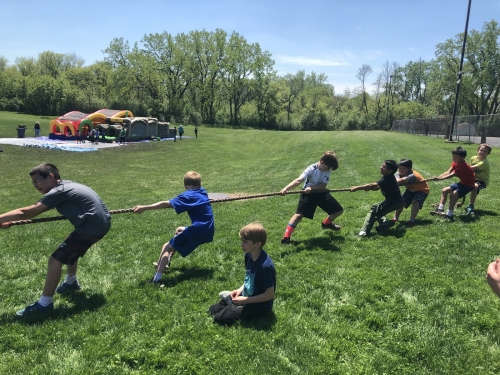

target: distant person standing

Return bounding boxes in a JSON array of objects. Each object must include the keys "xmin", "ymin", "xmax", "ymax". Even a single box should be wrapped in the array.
[
  {"xmin": 119, "ymin": 127, "xmax": 126, "ymax": 145},
  {"xmin": 173, "ymin": 127, "xmax": 177, "ymax": 142},
  {"xmin": 194, "ymin": 126, "xmax": 198, "ymax": 138},
  {"xmin": 34, "ymin": 122, "xmax": 41, "ymax": 138},
  {"xmin": 178, "ymin": 125, "xmax": 184, "ymax": 139}
]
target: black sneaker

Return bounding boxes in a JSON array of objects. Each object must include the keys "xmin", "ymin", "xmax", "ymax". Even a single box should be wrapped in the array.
[
  {"xmin": 281, "ymin": 237, "xmax": 291, "ymax": 244},
  {"xmin": 321, "ymin": 222, "xmax": 341, "ymax": 231},
  {"xmin": 56, "ymin": 281, "xmax": 81, "ymax": 295},
  {"xmin": 16, "ymin": 301, "xmax": 54, "ymax": 316},
  {"xmin": 444, "ymin": 214, "xmax": 454, "ymax": 222}
]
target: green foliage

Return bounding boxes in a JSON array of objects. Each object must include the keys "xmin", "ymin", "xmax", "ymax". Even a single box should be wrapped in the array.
[
  {"xmin": 0, "ymin": 113, "xmax": 500, "ymax": 374},
  {"xmin": 0, "ymin": 21, "xmax": 499, "ymax": 129}
]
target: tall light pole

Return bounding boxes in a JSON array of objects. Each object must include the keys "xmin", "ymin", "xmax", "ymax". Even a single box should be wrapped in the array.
[
  {"xmin": 449, "ymin": 0, "xmax": 472, "ymax": 141},
  {"xmin": 386, "ymin": 74, "xmax": 393, "ymax": 129}
]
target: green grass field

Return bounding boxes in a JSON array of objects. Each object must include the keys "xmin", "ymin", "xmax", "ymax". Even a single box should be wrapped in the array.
[{"xmin": 0, "ymin": 112, "xmax": 499, "ymax": 374}]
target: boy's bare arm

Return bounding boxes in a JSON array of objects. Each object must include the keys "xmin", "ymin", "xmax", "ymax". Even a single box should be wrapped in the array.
[
  {"xmin": 231, "ymin": 286, "xmax": 275, "ymax": 305},
  {"xmin": 436, "ymin": 166, "xmax": 455, "ymax": 179},
  {"xmin": 0, "ymin": 203, "xmax": 51, "ymax": 228},
  {"xmin": 133, "ymin": 201, "xmax": 171, "ymax": 213},
  {"xmin": 280, "ymin": 177, "xmax": 305, "ymax": 194},
  {"xmin": 350, "ymin": 182, "xmax": 379, "ymax": 192}
]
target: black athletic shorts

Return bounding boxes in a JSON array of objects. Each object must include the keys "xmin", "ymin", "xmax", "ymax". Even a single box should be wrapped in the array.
[{"xmin": 296, "ymin": 191, "xmax": 343, "ymax": 219}]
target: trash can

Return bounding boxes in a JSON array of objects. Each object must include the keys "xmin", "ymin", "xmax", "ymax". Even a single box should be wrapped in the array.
[{"xmin": 17, "ymin": 125, "xmax": 27, "ymax": 138}]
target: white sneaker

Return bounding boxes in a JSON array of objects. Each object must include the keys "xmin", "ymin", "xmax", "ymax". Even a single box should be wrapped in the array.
[
  {"xmin": 218, "ymin": 291, "xmax": 231, "ymax": 299},
  {"xmin": 358, "ymin": 231, "xmax": 367, "ymax": 237}
]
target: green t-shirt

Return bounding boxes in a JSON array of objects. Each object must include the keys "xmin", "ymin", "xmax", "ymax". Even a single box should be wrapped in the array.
[{"xmin": 471, "ymin": 155, "xmax": 490, "ymax": 185}]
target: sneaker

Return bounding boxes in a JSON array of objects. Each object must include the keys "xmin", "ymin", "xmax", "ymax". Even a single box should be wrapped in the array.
[
  {"xmin": 218, "ymin": 291, "xmax": 231, "ymax": 299},
  {"xmin": 55, "ymin": 281, "xmax": 81, "ymax": 295},
  {"xmin": 430, "ymin": 208, "xmax": 445, "ymax": 216},
  {"xmin": 321, "ymin": 222, "xmax": 341, "ymax": 231},
  {"xmin": 357, "ymin": 231, "xmax": 367, "ymax": 237},
  {"xmin": 383, "ymin": 219, "xmax": 396, "ymax": 228},
  {"xmin": 444, "ymin": 214, "xmax": 454, "ymax": 222},
  {"xmin": 406, "ymin": 221, "xmax": 415, "ymax": 227},
  {"xmin": 281, "ymin": 237, "xmax": 291, "ymax": 244},
  {"xmin": 16, "ymin": 301, "xmax": 54, "ymax": 316},
  {"xmin": 465, "ymin": 205, "xmax": 474, "ymax": 215}
]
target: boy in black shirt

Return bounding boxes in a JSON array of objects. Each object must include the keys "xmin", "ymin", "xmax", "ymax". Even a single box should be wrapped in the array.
[{"xmin": 350, "ymin": 160, "xmax": 404, "ymax": 237}]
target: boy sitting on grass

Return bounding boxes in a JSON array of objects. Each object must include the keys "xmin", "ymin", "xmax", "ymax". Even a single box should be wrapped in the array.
[
  {"xmin": 456, "ymin": 143, "xmax": 491, "ymax": 215},
  {"xmin": 430, "ymin": 146, "xmax": 475, "ymax": 221},
  {"xmin": 350, "ymin": 160, "xmax": 404, "ymax": 237},
  {"xmin": 208, "ymin": 222, "xmax": 276, "ymax": 325},
  {"xmin": 0, "ymin": 163, "xmax": 111, "ymax": 316},
  {"xmin": 392, "ymin": 159, "xmax": 430, "ymax": 227},
  {"xmin": 133, "ymin": 171, "xmax": 214, "ymax": 285},
  {"xmin": 279, "ymin": 151, "xmax": 344, "ymax": 244}
]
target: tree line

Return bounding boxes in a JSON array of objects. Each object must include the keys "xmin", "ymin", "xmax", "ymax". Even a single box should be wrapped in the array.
[{"xmin": 0, "ymin": 21, "xmax": 498, "ymax": 130}]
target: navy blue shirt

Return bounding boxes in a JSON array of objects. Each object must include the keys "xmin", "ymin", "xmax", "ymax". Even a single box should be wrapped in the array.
[{"xmin": 242, "ymin": 250, "xmax": 276, "ymax": 310}]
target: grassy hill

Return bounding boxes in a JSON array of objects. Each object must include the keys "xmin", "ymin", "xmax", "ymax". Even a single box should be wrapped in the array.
[{"xmin": 0, "ymin": 111, "xmax": 499, "ymax": 374}]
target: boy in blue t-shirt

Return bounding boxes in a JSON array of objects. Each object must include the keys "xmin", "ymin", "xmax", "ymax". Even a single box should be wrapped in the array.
[
  {"xmin": 350, "ymin": 160, "xmax": 404, "ymax": 237},
  {"xmin": 209, "ymin": 222, "xmax": 276, "ymax": 325},
  {"xmin": 134, "ymin": 171, "xmax": 214, "ymax": 285}
]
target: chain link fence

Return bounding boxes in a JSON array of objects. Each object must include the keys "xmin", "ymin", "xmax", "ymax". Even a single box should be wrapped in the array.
[{"xmin": 391, "ymin": 113, "xmax": 500, "ymax": 142}]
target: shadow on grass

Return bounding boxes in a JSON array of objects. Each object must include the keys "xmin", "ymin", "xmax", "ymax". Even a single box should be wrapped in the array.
[
  {"xmin": 241, "ymin": 310, "xmax": 277, "ymax": 331},
  {"xmin": 2, "ymin": 292, "xmax": 106, "ymax": 325},
  {"xmin": 139, "ymin": 266, "xmax": 214, "ymax": 288},
  {"xmin": 470, "ymin": 209, "xmax": 497, "ymax": 217},
  {"xmin": 280, "ymin": 234, "xmax": 342, "ymax": 258}
]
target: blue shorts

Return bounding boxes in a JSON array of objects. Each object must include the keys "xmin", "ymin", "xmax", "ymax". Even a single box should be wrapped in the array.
[
  {"xmin": 402, "ymin": 191, "xmax": 428, "ymax": 209},
  {"xmin": 170, "ymin": 227, "xmax": 213, "ymax": 257},
  {"xmin": 450, "ymin": 183, "xmax": 473, "ymax": 198},
  {"xmin": 52, "ymin": 230, "xmax": 108, "ymax": 266}
]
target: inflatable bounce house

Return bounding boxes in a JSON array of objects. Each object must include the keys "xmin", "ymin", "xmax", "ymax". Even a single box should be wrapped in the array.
[
  {"xmin": 49, "ymin": 109, "xmax": 132, "ymax": 140},
  {"xmin": 49, "ymin": 109, "xmax": 170, "ymax": 142}
]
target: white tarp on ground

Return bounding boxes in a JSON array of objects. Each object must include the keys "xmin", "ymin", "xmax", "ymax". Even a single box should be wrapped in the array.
[{"xmin": 0, "ymin": 136, "xmax": 121, "ymax": 151}]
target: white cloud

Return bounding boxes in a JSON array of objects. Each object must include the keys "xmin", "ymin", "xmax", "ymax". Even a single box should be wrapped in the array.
[{"xmin": 278, "ymin": 55, "xmax": 348, "ymax": 66}]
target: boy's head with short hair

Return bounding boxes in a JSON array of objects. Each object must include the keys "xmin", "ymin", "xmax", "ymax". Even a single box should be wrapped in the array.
[
  {"xmin": 382, "ymin": 160, "xmax": 398, "ymax": 175},
  {"xmin": 478, "ymin": 143, "xmax": 492, "ymax": 157},
  {"xmin": 451, "ymin": 147, "xmax": 467, "ymax": 162},
  {"xmin": 29, "ymin": 163, "xmax": 61, "ymax": 180},
  {"xmin": 320, "ymin": 151, "xmax": 339, "ymax": 171},
  {"xmin": 397, "ymin": 159, "xmax": 413, "ymax": 177},
  {"xmin": 184, "ymin": 171, "xmax": 202, "ymax": 188},
  {"xmin": 239, "ymin": 222, "xmax": 267, "ymax": 248}
]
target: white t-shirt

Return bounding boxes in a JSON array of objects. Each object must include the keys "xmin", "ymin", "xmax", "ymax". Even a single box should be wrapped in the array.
[{"xmin": 300, "ymin": 163, "xmax": 330, "ymax": 189}]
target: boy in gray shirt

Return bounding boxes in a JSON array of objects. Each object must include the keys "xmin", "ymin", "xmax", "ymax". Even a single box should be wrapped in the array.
[{"xmin": 0, "ymin": 163, "xmax": 111, "ymax": 316}]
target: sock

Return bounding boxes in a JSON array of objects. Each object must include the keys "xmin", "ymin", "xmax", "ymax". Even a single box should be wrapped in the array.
[
  {"xmin": 153, "ymin": 272, "xmax": 162, "ymax": 282},
  {"xmin": 447, "ymin": 209, "xmax": 454, "ymax": 216},
  {"xmin": 392, "ymin": 217, "xmax": 398, "ymax": 222},
  {"xmin": 38, "ymin": 295, "xmax": 53, "ymax": 307},
  {"xmin": 408, "ymin": 218, "xmax": 415, "ymax": 223},
  {"xmin": 322, "ymin": 217, "xmax": 332, "ymax": 225},
  {"xmin": 64, "ymin": 274, "xmax": 77, "ymax": 284},
  {"xmin": 438, "ymin": 204, "xmax": 444, "ymax": 210},
  {"xmin": 283, "ymin": 223, "xmax": 296, "ymax": 238}
]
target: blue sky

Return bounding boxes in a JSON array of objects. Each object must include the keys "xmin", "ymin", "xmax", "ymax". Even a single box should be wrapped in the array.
[{"xmin": 1, "ymin": 0, "xmax": 498, "ymax": 93}]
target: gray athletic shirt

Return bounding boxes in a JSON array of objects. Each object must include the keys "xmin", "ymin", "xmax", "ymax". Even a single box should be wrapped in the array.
[{"xmin": 39, "ymin": 180, "xmax": 111, "ymax": 238}]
